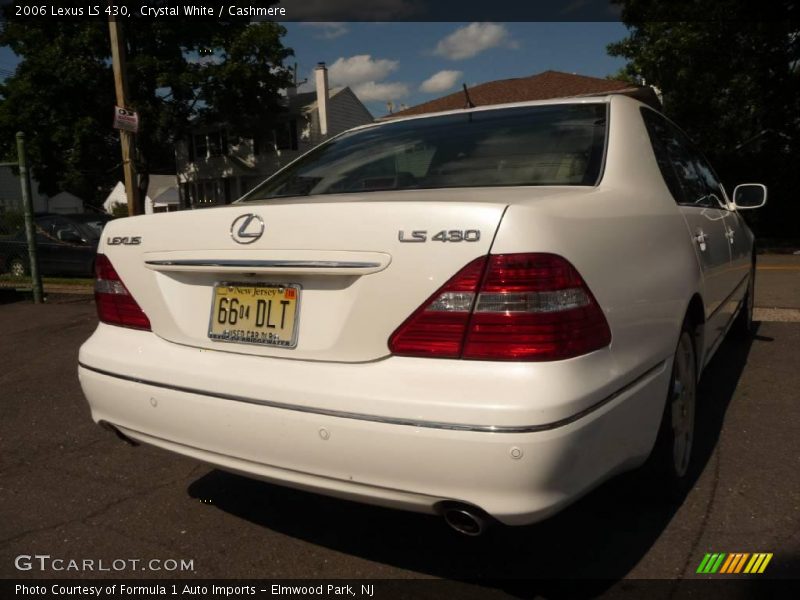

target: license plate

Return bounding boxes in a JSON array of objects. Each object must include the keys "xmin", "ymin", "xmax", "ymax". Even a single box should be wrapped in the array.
[{"xmin": 208, "ymin": 283, "xmax": 301, "ymax": 348}]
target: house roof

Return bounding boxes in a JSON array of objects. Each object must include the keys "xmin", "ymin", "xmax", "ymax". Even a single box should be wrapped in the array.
[
  {"xmin": 288, "ymin": 86, "xmax": 347, "ymax": 114},
  {"xmin": 48, "ymin": 191, "xmax": 84, "ymax": 203},
  {"xmin": 146, "ymin": 174, "xmax": 178, "ymax": 199},
  {"xmin": 103, "ymin": 176, "xmax": 178, "ymax": 213},
  {"xmin": 387, "ymin": 70, "xmax": 660, "ymax": 118}
]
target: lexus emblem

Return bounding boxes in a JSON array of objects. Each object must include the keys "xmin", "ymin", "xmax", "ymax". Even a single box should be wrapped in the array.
[{"xmin": 230, "ymin": 214, "xmax": 264, "ymax": 244}]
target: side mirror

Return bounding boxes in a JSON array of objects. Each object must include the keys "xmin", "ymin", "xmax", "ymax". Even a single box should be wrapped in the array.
[
  {"xmin": 57, "ymin": 230, "xmax": 85, "ymax": 244},
  {"xmin": 732, "ymin": 183, "xmax": 767, "ymax": 210}
]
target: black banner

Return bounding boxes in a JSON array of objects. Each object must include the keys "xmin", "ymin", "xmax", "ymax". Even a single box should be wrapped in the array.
[
  {"xmin": 2, "ymin": 0, "xmax": 798, "ymax": 22},
  {"xmin": 4, "ymin": 579, "xmax": 800, "ymax": 600}
]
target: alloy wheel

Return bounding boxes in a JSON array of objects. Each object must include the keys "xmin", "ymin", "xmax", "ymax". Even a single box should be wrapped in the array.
[{"xmin": 9, "ymin": 259, "xmax": 26, "ymax": 278}]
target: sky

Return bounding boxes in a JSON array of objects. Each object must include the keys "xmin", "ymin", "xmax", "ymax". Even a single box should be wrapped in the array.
[
  {"xmin": 0, "ymin": 22, "xmax": 631, "ymax": 117},
  {"xmin": 282, "ymin": 22, "xmax": 631, "ymax": 116}
]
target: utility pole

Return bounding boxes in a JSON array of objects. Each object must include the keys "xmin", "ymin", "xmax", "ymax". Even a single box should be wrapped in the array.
[
  {"xmin": 15, "ymin": 132, "xmax": 43, "ymax": 304},
  {"xmin": 108, "ymin": 16, "xmax": 140, "ymax": 215}
]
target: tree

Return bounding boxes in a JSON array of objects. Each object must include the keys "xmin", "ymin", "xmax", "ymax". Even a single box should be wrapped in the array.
[
  {"xmin": 0, "ymin": 8, "xmax": 293, "ymax": 208},
  {"xmin": 0, "ymin": 21, "xmax": 116, "ymax": 204},
  {"xmin": 608, "ymin": 1, "xmax": 800, "ymax": 239}
]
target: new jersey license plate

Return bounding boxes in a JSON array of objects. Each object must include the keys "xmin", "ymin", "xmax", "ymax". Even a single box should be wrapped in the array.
[{"xmin": 208, "ymin": 283, "xmax": 300, "ymax": 348}]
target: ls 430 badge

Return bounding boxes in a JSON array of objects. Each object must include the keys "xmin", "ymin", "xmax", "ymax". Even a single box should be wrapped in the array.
[
  {"xmin": 107, "ymin": 236, "xmax": 142, "ymax": 246},
  {"xmin": 398, "ymin": 230, "xmax": 480, "ymax": 243}
]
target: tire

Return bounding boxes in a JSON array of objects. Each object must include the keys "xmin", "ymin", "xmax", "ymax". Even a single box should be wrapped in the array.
[
  {"xmin": 8, "ymin": 257, "xmax": 27, "ymax": 278},
  {"xmin": 731, "ymin": 259, "xmax": 756, "ymax": 339},
  {"xmin": 646, "ymin": 321, "xmax": 698, "ymax": 493}
]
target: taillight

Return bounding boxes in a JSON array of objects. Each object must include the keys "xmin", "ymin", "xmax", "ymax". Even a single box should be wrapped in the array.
[
  {"xmin": 94, "ymin": 254, "xmax": 151, "ymax": 330},
  {"xmin": 389, "ymin": 253, "xmax": 611, "ymax": 361},
  {"xmin": 388, "ymin": 257, "xmax": 487, "ymax": 358}
]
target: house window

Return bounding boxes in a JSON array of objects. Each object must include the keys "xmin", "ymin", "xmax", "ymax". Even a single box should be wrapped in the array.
[
  {"xmin": 190, "ymin": 130, "xmax": 229, "ymax": 161},
  {"xmin": 193, "ymin": 134, "xmax": 208, "ymax": 160},
  {"xmin": 275, "ymin": 120, "xmax": 298, "ymax": 151},
  {"xmin": 181, "ymin": 182, "xmax": 194, "ymax": 206},
  {"xmin": 190, "ymin": 178, "xmax": 232, "ymax": 206},
  {"xmin": 253, "ymin": 121, "xmax": 299, "ymax": 155},
  {"xmin": 208, "ymin": 130, "xmax": 229, "ymax": 157}
]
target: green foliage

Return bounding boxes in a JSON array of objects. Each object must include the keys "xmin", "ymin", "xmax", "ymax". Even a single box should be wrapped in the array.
[
  {"xmin": 607, "ymin": 2, "xmax": 800, "ymax": 238},
  {"xmin": 0, "ymin": 5, "xmax": 293, "ymax": 208},
  {"xmin": 606, "ymin": 68, "xmax": 639, "ymax": 85},
  {"xmin": 110, "ymin": 202, "xmax": 129, "ymax": 218},
  {"xmin": 0, "ymin": 208, "xmax": 24, "ymax": 236},
  {"xmin": 0, "ymin": 21, "xmax": 114, "ymax": 203}
]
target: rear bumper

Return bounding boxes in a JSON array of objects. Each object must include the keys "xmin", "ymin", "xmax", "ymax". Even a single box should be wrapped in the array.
[{"xmin": 78, "ymin": 324, "xmax": 670, "ymax": 526}]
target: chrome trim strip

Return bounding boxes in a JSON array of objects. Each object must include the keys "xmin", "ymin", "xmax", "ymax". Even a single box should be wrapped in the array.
[
  {"xmin": 78, "ymin": 360, "xmax": 666, "ymax": 433},
  {"xmin": 145, "ymin": 259, "xmax": 382, "ymax": 269}
]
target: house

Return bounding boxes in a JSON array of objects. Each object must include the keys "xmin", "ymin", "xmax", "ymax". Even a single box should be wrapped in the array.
[
  {"xmin": 103, "ymin": 175, "xmax": 180, "ymax": 215},
  {"xmin": 46, "ymin": 191, "xmax": 85, "ymax": 214},
  {"xmin": 144, "ymin": 175, "xmax": 180, "ymax": 213},
  {"xmin": 385, "ymin": 70, "xmax": 662, "ymax": 119},
  {"xmin": 0, "ymin": 166, "xmax": 83, "ymax": 215},
  {"xmin": 175, "ymin": 62, "xmax": 374, "ymax": 208}
]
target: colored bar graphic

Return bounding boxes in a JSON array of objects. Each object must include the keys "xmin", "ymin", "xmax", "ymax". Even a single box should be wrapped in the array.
[
  {"xmin": 697, "ymin": 553, "xmax": 713, "ymax": 574},
  {"xmin": 719, "ymin": 554, "xmax": 739, "ymax": 573},
  {"xmin": 744, "ymin": 554, "xmax": 759, "ymax": 574},
  {"xmin": 700, "ymin": 552, "xmax": 773, "ymax": 575},
  {"xmin": 711, "ymin": 553, "xmax": 726, "ymax": 573},
  {"xmin": 697, "ymin": 553, "xmax": 724, "ymax": 574},
  {"xmin": 734, "ymin": 553, "xmax": 750, "ymax": 573},
  {"xmin": 758, "ymin": 554, "xmax": 773, "ymax": 573}
]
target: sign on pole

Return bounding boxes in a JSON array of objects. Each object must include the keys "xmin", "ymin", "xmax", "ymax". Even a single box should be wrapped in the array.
[{"xmin": 113, "ymin": 106, "xmax": 139, "ymax": 132}]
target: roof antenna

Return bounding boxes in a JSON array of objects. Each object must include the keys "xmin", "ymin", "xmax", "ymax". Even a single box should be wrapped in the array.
[{"xmin": 462, "ymin": 83, "xmax": 475, "ymax": 109}]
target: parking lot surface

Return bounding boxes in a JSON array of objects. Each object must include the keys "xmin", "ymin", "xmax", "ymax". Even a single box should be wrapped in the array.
[{"xmin": 1, "ymin": 257, "xmax": 799, "ymax": 595}]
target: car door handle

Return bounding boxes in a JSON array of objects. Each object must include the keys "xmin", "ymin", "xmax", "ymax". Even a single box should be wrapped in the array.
[{"xmin": 694, "ymin": 229, "xmax": 708, "ymax": 252}]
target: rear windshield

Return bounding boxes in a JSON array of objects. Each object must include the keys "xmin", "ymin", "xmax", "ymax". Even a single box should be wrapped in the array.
[{"xmin": 241, "ymin": 103, "xmax": 608, "ymax": 201}]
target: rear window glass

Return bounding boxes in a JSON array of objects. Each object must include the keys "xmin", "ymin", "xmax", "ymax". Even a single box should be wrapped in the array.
[{"xmin": 241, "ymin": 103, "xmax": 608, "ymax": 201}]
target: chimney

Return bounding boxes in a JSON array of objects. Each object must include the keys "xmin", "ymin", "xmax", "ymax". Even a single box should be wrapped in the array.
[{"xmin": 315, "ymin": 62, "xmax": 329, "ymax": 137}]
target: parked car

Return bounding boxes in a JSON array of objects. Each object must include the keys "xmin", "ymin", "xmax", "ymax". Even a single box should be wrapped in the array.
[
  {"xmin": 0, "ymin": 213, "xmax": 113, "ymax": 278},
  {"xmin": 78, "ymin": 96, "xmax": 766, "ymax": 535}
]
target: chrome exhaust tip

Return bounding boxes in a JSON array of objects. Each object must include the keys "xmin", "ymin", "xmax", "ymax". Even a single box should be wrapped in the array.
[{"xmin": 442, "ymin": 505, "xmax": 490, "ymax": 536}]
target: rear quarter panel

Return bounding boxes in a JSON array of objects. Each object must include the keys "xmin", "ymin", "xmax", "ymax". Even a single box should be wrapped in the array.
[{"xmin": 490, "ymin": 96, "xmax": 702, "ymax": 380}]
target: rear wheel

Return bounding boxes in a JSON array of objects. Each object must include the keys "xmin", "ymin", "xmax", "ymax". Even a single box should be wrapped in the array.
[
  {"xmin": 647, "ymin": 321, "xmax": 697, "ymax": 491},
  {"xmin": 8, "ymin": 257, "xmax": 27, "ymax": 278}
]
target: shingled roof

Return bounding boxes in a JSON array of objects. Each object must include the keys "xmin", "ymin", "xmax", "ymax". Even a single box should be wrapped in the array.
[{"xmin": 387, "ymin": 70, "xmax": 660, "ymax": 119}]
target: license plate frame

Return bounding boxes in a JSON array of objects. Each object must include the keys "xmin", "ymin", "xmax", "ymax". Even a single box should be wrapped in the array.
[{"xmin": 207, "ymin": 282, "xmax": 302, "ymax": 348}]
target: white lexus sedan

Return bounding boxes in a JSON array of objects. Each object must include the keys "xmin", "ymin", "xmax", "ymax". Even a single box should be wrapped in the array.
[{"xmin": 78, "ymin": 95, "xmax": 766, "ymax": 535}]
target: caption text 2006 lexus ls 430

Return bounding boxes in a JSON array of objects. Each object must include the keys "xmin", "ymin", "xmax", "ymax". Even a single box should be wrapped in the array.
[{"xmin": 78, "ymin": 95, "xmax": 767, "ymax": 535}]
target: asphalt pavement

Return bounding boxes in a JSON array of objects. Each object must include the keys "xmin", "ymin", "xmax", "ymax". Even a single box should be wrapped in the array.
[{"xmin": 1, "ymin": 257, "xmax": 799, "ymax": 597}]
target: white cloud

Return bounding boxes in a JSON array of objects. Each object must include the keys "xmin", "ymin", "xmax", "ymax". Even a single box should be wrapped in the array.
[
  {"xmin": 352, "ymin": 81, "xmax": 410, "ymax": 102},
  {"xmin": 433, "ymin": 23, "xmax": 518, "ymax": 61},
  {"xmin": 301, "ymin": 22, "xmax": 350, "ymax": 40},
  {"xmin": 419, "ymin": 70, "xmax": 463, "ymax": 93},
  {"xmin": 327, "ymin": 54, "xmax": 399, "ymax": 86}
]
